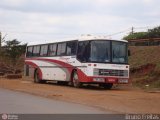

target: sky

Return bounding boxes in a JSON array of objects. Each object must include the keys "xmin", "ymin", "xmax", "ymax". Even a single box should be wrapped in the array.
[{"xmin": 0, "ymin": 0, "xmax": 160, "ymax": 44}]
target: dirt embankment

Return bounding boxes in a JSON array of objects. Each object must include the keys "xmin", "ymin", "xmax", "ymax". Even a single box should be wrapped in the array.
[
  {"xmin": 129, "ymin": 46, "xmax": 160, "ymax": 69},
  {"xmin": 0, "ymin": 77, "xmax": 160, "ymax": 114},
  {"xmin": 129, "ymin": 46, "xmax": 160, "ymax": 88}
]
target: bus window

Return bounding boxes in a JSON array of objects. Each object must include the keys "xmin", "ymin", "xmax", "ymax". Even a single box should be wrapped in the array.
[
  {"xmin": 57, "ymin": 43, "xmax": 66, "ymax": 56},
  {"xmin": 48, "ymin": 44, "xmax": 57, "ymax": 56},
  {"xmin": 40, "ymin": 45, "xmax": 48, "ymax": 56},
  {"xmin": 90, "ymin": 41, "xmax": 110, "ymax": 62},
  {"xmin": 66, "ymin": 41, "xmax": 77, "ymax": 56},
  {"xmin": 112, "ymin": 41, "xmax": 127, "ymax": 63},
  {"xmin": 33, "ymin": 46, "xmax": 40, "ymax": 57},
  {"xmin": 26, "ymin": 46, "xmax": 33, "ymax": 57},
  {"xmin": 77, "ymin": 41, "xmax": 90, "ymax": 62}
]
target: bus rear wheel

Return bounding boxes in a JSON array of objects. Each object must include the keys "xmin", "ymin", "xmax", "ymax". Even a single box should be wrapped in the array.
[
  {"xmin": 72, "ymin": 71, "xmax": 82, "ymax": 88},
  {"xmin": 34, "ymin": 69, "xmax": 45, "ymax": 83}
]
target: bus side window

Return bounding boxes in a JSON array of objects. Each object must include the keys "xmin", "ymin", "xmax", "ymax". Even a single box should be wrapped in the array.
[
  {"xmin": 57, "ymin": 43, "xmax": 66, "ymax": 56},
  {"xmin": 66, "ymin": 41, "xmax": 77, "ymax": 56},
  {"xmin": 26, "ymin": 46, "xmax": 33, "ymax": 57},
  {"xmin": 48, "ymin": 44, "xmax": 57, "ymax": 56},
  {"xmin": 40, "ymin": 45, "xmax": 48, "ymax": 56},
  {"xmin": 33, "ymin": 45, "xmax": 40, "ymax": 57}
]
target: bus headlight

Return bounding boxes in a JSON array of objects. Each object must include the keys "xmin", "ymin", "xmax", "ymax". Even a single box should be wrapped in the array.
[{"xmin": 93, "ymin": 78, "xmax": 105, "ymax": 82}]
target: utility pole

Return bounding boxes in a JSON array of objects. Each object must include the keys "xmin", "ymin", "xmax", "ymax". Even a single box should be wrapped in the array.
[
  {"xmin": 131, "ymin": 27, "xmax": 134, "ymax": 34},
  {"xmin": 0, "ymin": 32, "xmax": 1, "ymax": 52},
  {"xmin": 0, "ymin": 33, "xmax": 7, "ymax": 51}
]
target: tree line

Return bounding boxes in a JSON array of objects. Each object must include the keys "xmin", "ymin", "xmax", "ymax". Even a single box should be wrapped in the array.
[{"xmin": 123, "ymin": 26, "xmax": 160, "ymax": 40}]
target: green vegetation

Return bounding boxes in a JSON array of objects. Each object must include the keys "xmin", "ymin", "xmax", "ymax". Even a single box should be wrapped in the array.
[
  {"xmin": 123, "ymin": 32, "xmax": 148, "ymax": 40},
  {"xmin": 123, "ymin": 26, "xmax": 160, "ymax": 40},
  {"xmin": 0, "ymin": 39, "xmax": 26, "ymax": 73}
]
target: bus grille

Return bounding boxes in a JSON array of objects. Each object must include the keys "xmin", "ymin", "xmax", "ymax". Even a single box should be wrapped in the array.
[{"xmin": 94, "ymin": 69, "xmax": 128, "ymax": 77}]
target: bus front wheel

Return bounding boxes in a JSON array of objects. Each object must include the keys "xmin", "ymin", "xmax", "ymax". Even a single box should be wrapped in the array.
[{"xmin": 72, "ymin": 71, "xmax": 82, "ymax": 88}]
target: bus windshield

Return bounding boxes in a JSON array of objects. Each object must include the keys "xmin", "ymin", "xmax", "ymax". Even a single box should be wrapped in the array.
[
  {"xmin": 112, "ymin": 41, "xmax": 128, "ymax": 63},
  {"xmin": 77, "ymin": 40, "xmax": 128, "ymax": 64},
  {"xmin": 90, "ymin": 41, "xmax": 110, "ymax": 62}
]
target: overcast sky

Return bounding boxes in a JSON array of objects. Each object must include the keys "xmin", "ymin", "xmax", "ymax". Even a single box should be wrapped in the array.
[{"xmin": 0, "ymin": 0, "xmax": 159, "ymax": 44}]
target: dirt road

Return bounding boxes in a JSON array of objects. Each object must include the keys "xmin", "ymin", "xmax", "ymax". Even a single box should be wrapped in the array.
[{"xmin": 0, "ymin": 77, "xmax": 160, "ymax": 114}]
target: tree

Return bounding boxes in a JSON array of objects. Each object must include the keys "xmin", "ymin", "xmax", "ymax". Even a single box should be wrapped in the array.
[
  {"xmin": 148, "ymin": 26, "xmax": 160, "ymax": 38},
  {"xmin": 3, "ymin": 39, "xmax": 26, "ymax": 73},
  {"xmin": 123, "ymin": 32, "xmax": 148, "ymax": 40},
  {"xmin": 123, "ymin": 26, "xmax": 160, "ymax": 40}
]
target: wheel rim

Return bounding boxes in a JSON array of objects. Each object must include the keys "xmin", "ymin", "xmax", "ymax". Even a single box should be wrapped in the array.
[
  {"xmin": 35, "ymin": 71, "xmax": 39, "ymax": 83},
  {"xmin": 73, "ymin": 72, "xmax": 79, "ymax": 87}
]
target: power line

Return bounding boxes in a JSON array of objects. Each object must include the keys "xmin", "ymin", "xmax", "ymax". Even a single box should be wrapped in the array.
[
  {"xmin": 107, "ymin": 25, "xmax": 159, "ymax": 37},
  {"xmin": 134, "ymin": 25, "xmax": 157, "ymax": 30},
  {"xmin": 105, "ymin": 28, "xmax": 131, "ymax": 37}
]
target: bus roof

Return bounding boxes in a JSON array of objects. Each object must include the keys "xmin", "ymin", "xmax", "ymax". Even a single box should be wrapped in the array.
[{"xmin": 27, "ymin": 35, "xmax": 128, "ymax": 46}]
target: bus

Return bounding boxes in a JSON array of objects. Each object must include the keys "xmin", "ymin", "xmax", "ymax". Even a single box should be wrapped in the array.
[{"xmin": 24, "ymin": 35, "xmax": 129, "ymax": 89}]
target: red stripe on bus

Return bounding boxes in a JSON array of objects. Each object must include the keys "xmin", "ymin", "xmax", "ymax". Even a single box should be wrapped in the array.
[{"xmin": 77, "ymin": 69, "xmax": 90, "ymax": 82}]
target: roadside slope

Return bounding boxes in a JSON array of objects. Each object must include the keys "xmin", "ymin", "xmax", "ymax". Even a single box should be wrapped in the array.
[{"xmin": 129, "ymin": 46, "xmax": 160, "ymax": 88}]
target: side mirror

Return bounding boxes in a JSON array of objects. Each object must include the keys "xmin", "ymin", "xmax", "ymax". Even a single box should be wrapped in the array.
[{"xmin": 128, "ymin": 50, "xmax": 131, "ymax": 56}]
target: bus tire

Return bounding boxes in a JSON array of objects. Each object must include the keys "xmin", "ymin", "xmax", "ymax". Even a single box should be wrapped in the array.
[
  {"xmin": 34, "ymin": 69, "xmax": 45, "ymax": 83},
  {"xmin": 72, "ymin": 71, "xmax": 82, "ymax": 88},
  {"xmin": 100, "ymin": 83, "xmax": 113, "ymax": 90}
]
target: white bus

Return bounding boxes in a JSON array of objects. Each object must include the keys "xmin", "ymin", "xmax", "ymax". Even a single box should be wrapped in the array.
[{"xmin": 24, "ymin": 35, "xmax": 129, "ymax": 89}]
